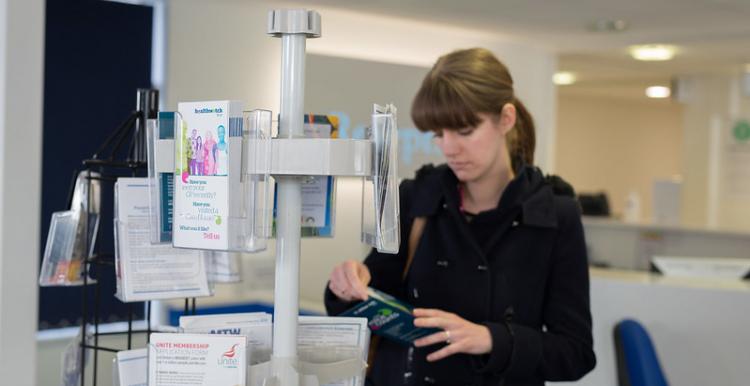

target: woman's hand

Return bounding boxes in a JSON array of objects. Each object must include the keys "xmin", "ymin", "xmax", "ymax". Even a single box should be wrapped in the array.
[
  {"xmin": 413, "ymin": 308, "xmax": 493, "ymax": 362},
  {"xmin": 328, "ymin": 259, "xmax": 370, "ymax": 302}
]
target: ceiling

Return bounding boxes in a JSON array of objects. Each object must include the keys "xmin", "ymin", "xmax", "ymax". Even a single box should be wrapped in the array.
[{"xmin": 272, "ymin": 0, "xmax": 750, "ymax": 99}]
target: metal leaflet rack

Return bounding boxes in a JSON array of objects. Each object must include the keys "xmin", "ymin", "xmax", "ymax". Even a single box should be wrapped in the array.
[{"xmin": 58, "ymin": 89, "xmax": 201, "ymax": 386}]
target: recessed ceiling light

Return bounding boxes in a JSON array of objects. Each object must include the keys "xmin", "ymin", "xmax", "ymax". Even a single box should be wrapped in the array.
[
  {"xmin": 553, "ymin": 72, "xmax": 576, "ymax": 86},
  {"xmin": 629, "ymin": 44, "xmax": 677, "ymax": 61},
  {"xmin": 588, "ymin": 19, "xmax": 629, "ymax": 33},
  {"xmin": 646, "ymin": 86, "xmax": 671, "ymax": 98}
]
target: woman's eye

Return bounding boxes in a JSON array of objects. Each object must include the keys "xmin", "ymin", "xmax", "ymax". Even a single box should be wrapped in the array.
[{"xmin": 458, "ymin": 129, "xmax": 474, "ymax": 136}]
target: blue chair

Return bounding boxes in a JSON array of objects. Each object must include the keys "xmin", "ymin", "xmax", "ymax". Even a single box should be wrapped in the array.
[{"xmin": 613, "ymin": 319, "xmax": 669, "ymax": 386}]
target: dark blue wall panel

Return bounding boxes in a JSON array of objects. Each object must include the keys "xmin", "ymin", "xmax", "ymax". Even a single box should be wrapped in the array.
[{"xmin": 40, "ymin": 0, "xmax": 153, "ymax": 329}]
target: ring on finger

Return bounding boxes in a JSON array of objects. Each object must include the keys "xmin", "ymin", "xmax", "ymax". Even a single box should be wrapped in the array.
[{"xmin": 444, "ymin": 330, "xmax": 451, "ymax": 344}]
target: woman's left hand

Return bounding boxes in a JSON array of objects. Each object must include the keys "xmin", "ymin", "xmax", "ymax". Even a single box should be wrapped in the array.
[{"xmin": 413, "ymin": 308, "xmax": 493, "ymax": 362}]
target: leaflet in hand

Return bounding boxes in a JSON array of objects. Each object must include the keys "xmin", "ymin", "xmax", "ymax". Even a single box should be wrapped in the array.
[
  {"xmin": 340, "ymin": 287, "xmax": 439, "ymax": 346},
  {"xmin": 115, "ymin": 178, "xmax": 212, "ymax": 302}
]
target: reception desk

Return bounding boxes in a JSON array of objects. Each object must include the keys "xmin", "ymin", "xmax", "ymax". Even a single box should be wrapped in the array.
[
  {"xmin": 583, "ymin": 217, "xmax": 750, "ymax": 270},
  {"xmin": 561, "ymin": 268, "xmax": 750, "ymax": 386}
]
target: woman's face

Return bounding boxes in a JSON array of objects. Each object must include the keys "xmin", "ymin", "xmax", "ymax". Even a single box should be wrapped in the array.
[{"xmin": 433, "ymin": 106, "xmax": 515, "ymax": 183}]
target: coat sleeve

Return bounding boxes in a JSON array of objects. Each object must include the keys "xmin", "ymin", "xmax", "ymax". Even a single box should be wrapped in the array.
[
  {"xmin": 476, "ymin": 197, "xmax": 596, "ymax": 381},
  {"xmin": 324, "ymin": 179, "xmax": 416, "ymax": 315}
]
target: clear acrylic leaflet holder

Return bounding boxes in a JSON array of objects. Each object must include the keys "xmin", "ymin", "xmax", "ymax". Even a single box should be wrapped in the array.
[
  {"xmin": 146, "ymin": 113, "xmax": 176, "ymax": 244},
  {"xmin": 204, "ymin": 250, "xmax": 242, "ymax": 284},
  {"xmin": 248, "ymin": 347, "xmax": 367, "ymax": 386},
  {"xmin": 361, "ymin": 104, "xmax": 400, "ymax": 254},
  {"xmin": 114, "ymin": 178, "xmax": 213, "ymax": 303},
  {"xmin": 232, "ymin": 109, "xmax": 274, "ymax": 252},
  {"xmin": 39, "ymin": 170, "xmax": 101, "ymax": 286},
  {"xmin": 146, "ymin": 109, "xmax": 274, "ymax": 252}
]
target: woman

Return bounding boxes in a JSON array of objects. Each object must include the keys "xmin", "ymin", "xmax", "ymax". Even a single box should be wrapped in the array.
[{"xmin": 325, "ymin": 48, "xmax": 596, "ymax": 386}]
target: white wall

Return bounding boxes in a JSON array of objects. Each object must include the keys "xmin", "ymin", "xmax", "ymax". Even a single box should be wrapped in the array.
[
  {"xmin": 678, "ymin": 72, "xmax": 750, "ymax": 231},
  {"xmin": 165, "ymin": 0, "xmax": 280, "ymax": 112},
  {"xmin": 305, "ymin": 6, "xmax": 558, "ymax": 172},
  {"xmin": 556, "ymin": 93, "xmax": 683, "ymax": 220},
  {"xmin": 304, "ymin": 54, "xmax": 432, "ymax": 178},
  {"xmin": 0, "ymin": 0, "xmax": 45, "ymax": 384},
  {"xmin": 165, "ymin": 0, "xmax": 558, "ymax": 308}
]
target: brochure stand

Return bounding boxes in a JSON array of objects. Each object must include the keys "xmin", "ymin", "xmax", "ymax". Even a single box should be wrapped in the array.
[
  {"xmin": 40, "ymin": 89, "xmax": 204, "ymax": 386},
  {"xmin": 46, "ymin": 9, "xmax": 400, "ymax": 386},
  {"xmin": 143, "ymin": 9, "xmax": 400, "ymax": 386}
]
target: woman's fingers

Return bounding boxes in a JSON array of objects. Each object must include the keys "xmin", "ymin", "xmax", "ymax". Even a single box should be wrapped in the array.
[
  {"xmin": 330, "ymin": 266, "xmax": 353, "ymax": 300},
  {"xmin": 343, "ymin": 261, "xmax": 369, "ymax": 300},
  {"xmin": 414, "ymin": 329, "xmax": 457, "ymax": 347},
  {"xmin": 331, "ymin": 265, "xmax": 347, "ymax": 290},
  {"xmin": 328, "ymin": 260, "xmax": 370, "ymax": 301},
  {"xmin": 413, "ymin": 308, "xmax": 450, "ymax": 318},
  {"xmin": 413, "ymin": 315, "xmax": 461, "ymax": 330},
  {"xmin": 426, "ymin": 341, "xmax": 463, "ymax": 362},
  {"xmin": 411, "ymin": 309, "xmax": 494, "ymax": 360},
  {"xmin": 357, "ymin": 263, "xmax": 372, "ymax": 287}
]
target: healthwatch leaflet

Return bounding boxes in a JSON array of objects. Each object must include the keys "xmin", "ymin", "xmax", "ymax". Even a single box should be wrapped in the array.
[
  {"xmin": 174, "ymin": 100, "xmax": 244, "ymax": 250},
  {"xmin": 340, "ymin": 287, "xmax": 439, "ymax": 346}
]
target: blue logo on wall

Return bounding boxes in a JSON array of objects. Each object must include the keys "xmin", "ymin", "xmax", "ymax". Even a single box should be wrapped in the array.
[{"xmin": 329, "ymin": 111, "xmax": 442, "ymax": 166}]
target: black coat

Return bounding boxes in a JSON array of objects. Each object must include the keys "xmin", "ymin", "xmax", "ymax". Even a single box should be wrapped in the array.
[{"xmin": 326, "ymin": 164, "xmax": 596, "ymax": 386}]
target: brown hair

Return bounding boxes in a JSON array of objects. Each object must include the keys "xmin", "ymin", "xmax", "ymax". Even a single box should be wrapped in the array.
[{"xmin": 411, "ymin": 47, "xmax": 536, "ymax": 169}]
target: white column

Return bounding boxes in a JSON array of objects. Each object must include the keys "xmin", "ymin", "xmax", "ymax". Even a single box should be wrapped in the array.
[
  {"xmin": 272, "ymin": 32, "xmax": 306, "ymax": 371},
  {"xmin": 0, "ymin": 0, "xmax": 45, "ymax": 384}
]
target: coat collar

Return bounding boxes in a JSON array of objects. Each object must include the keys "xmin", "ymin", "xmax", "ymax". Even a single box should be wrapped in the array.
[{"xmin": 408, "ymin": 164, "xmax": 558, "ymax": 229}]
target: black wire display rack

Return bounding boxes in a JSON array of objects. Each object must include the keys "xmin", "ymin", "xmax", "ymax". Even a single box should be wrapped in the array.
[{"xmin": 66, "ymin": 89, "xmax": 200, "ymax": 386}]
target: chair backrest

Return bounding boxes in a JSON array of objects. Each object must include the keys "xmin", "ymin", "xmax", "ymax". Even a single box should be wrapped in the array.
[
  {"xmin": 578, "ymin": 192, "xmax": 611, "ymax": 216},
  {"xmin": 614, "ymin": 319, "xmax": 669, "ymax": 386}
]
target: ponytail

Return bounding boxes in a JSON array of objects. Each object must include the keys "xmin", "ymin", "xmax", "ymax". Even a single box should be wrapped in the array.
[{"xmin": 508, "ymin": 98, "xmax": 536, "ymax": 171}]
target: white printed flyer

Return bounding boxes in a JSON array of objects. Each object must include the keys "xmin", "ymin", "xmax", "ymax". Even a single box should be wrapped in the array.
[
  {"xmin": 180, "ymin": 312, "xmax": 273, "ymax": 365},
  {"xmin": 174, "ymin": 100, "xmax": 244, "ymax": 250},
  {"xmin": 149, "ymin": 333, "xmax": 246, "ymax": 386},
  {"xmin": 114, "ymin": 178, "xmax": 211, "ymax": 302},
  {"xmin": 114, "ymin": 348, "xmax": 147, "ymax": 386}
]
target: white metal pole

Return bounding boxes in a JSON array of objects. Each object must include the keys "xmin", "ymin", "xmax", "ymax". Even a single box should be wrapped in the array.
[{"xmin": 273, "ymin": 32, "xmax": 306, "ymax": 380}]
